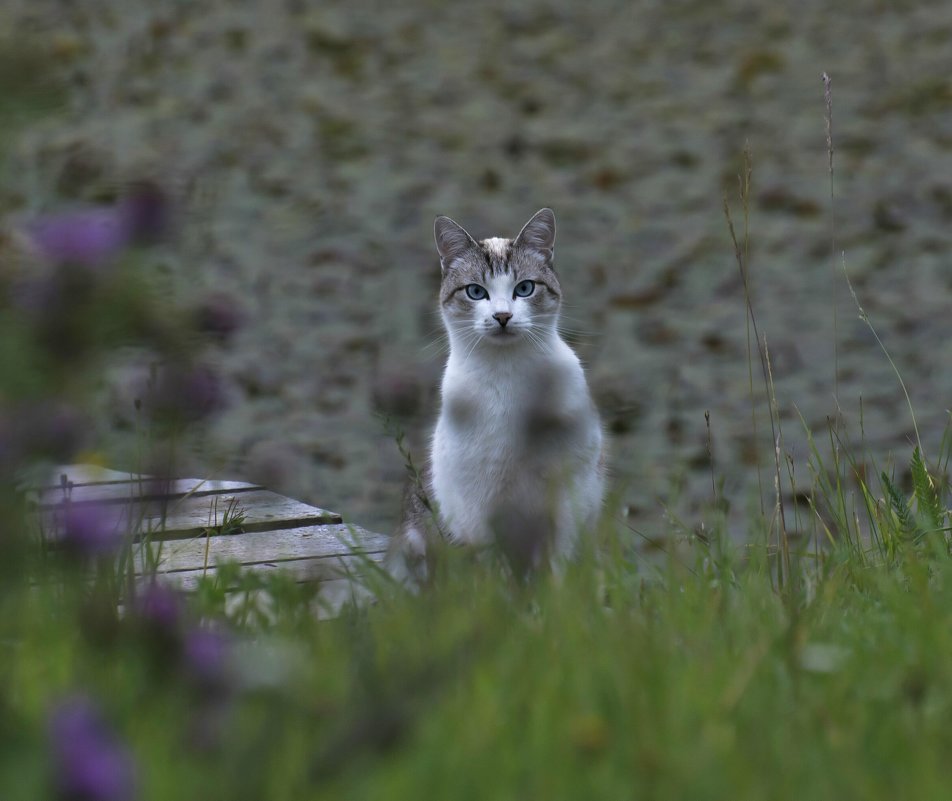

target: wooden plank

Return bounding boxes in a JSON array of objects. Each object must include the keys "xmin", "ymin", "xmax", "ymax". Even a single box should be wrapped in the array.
[
  {"xmin": 141, "ymin": 490, "xmax": 342, "ymax": 539},
  {"xmin": 37, "ymin": 477, "xmax": 264, "ymax": 508},
  {"xmin": 148, "ymin": 571, "xmax": 381, "ymax": 620},
  {"xmin": 34, "ymin": 464, "xmax": 391, "ymax": 621},
  {"xmin": 144, "ymin": 552, "xmax": 387, "ymax": 590},
  {"xmin": 139, "ymin": 544, "xmax": 389, "ymax": 620},
  {"xmin": 134, "ymin": 523, "xmax": 388, "ymax": 574},
  {"xmin": 42, "ymin": 491, "xmax": 344, "ymax": 544},
  {"xmin": 46, "ymin": 464, "xmax": 148, "ymax": 486}
]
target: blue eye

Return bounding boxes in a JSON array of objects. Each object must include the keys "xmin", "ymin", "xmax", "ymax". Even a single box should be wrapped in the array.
[
  {"xmin": 465, "ymin": 284, "xmax": 488, "ymax": 300},
  {"xmin": 514, "ymin": 280, "xmax": 535, "ymax": 298}
]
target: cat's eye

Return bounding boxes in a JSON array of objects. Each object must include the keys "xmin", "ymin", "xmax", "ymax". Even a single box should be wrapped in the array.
[
  {"xmin": 513, "ymin": 280, "xmax": 535, "ymax": 298},
  {"xmin": 465, "ymin": 284, "xmax": 488, "ymax": 301}
]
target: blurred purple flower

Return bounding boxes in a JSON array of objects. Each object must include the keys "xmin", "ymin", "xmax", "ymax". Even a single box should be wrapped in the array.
[
  {"xmin": 7, "ymin": 268, "xmax": 66, "ymax": 318},
  {"xmin": 0, "ymin": 414, "xmax": 14, "ymax": 476},
  {"xmin": 60, "ymin": 502, "xmax": 122, "ymax": 558},
  {"xmin": 25, "ymin": 183, "xmax": 170, "ymax": 267},
  {"xmin": 20, "ymin": 399, "xmax": 87, "ymax": 462},
  {"xmin": 119, "ymin": 182, "xmax": 169, "ymax": 244},
  {"xmin": 183, "ymin": 626, "xmax": 231, "ymax": 691},
  {"xmin": 48, "ymin": 695, "xmax": 136, "ymax": 801},
  {"xmin": 194, "ymin": 292, "xmax": 245, "ymax": 342},
  {"xmin": 147, "ymin": 364, "xmax": 226, "ymax": 424},
  {"xmin": 134, "ymin": 582, "xmax": 183, "ymax": 633},
  {"xmin": 29, "ymin": 208, "xmax": 128, "ymax": 267},
  {"xmin": 371, "ymin": 368, "xmax": 423, "ymax": 419}
]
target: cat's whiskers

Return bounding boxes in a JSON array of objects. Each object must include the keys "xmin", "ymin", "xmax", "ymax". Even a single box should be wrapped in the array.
[
  {"xmin": 456, "ymin": 328, "xmax": 483, "ymax": 371},
  {"xmin": 558, "ymin": 318, "xmax": 597, "ymax": 333},
  {"xmin": 557, "ymin": 312, "xmax": 598, "ymax": 339},
  {"xmin": 523, "ymin": 324, "xmax": 554, "ymax": 356},
  {"xmin": 421, "ymin": 332, "xmax": 450, "ymax": 357}
]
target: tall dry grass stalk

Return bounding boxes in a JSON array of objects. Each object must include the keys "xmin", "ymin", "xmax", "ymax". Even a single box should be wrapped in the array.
[
  {"xmin": 823, "ymin": 72, "xmax": 839, "ymax": 405},
  {"xmin": 723, "ymin": 147, "xmax": 791, "ymax": 590}
]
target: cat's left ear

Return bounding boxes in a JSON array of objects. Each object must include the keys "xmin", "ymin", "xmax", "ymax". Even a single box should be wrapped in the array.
[{"xmin": 514, "ymin": 208, "xmax": 556, "ymax": 264}]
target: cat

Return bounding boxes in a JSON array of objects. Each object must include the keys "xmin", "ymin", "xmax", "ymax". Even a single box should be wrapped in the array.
[{"xmin": 389, "ymin": 208, "xmax": 604, "ymax": 581}]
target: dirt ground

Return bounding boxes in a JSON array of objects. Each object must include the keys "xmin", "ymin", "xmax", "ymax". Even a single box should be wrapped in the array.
[{"xmin": 4, "ymin": 1, "xmax": 952, "ymax": 539}]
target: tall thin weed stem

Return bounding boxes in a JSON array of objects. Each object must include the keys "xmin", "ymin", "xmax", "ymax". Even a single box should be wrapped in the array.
[
  {"xmin": 840, "ymin": 253, "xmax": 923, "ymax": 457},
  {"xmin": 725, "ymin": 147, "xmax": 766, "ymax": 523},
  {"xmin": 762, "ymin": 337, "xmax": 791, "ymax": 590},
  {"xmin": 723, "ymin": 148, "xmax": 789, "ymax": 588},
  {"xmin": 823, "ymin": 72, "xmax": 839, "ymax": 405}
]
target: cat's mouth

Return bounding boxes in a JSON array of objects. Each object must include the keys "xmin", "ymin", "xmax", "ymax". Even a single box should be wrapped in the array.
[{"xmin": 486, "ymin": 325, "xmax": 520, "ymax": 343}]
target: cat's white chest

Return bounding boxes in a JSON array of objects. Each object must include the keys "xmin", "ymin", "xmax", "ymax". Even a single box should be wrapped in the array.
[
  {"xmin": 430, "ymin": 339, "xmax": 603, "ymax": 554},
  {"xmin": 434, "ymin": 361, "xmax": 525, "ymax": 487}
]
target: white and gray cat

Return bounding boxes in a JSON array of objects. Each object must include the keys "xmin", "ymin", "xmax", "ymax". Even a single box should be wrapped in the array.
[{"xmin": 390, "ymin": 208, "xmax": 604, "ymax": 580}]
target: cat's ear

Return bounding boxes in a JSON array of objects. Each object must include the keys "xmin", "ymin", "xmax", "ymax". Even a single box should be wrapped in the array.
[
  {"xmin": 434, "ymin": 215, "xmax": 478, "ymax": 272},
  {"xmin": 514, "ymin": 208, "xmax": 556, "ymax": 264}
]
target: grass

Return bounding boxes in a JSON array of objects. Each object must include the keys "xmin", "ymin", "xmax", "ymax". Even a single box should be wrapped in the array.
[
  {"xmin": 7, "ymin": 493, "xmax": 952, "ymax": 800},
  {"xmin": 8, "ymin": 408, "xmax": 952, "ymax": 800}
]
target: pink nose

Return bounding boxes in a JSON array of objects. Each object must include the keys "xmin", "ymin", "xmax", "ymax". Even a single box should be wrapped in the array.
[{"xmin": 493, "ymin": 311, "xmax": 512, "ymax": 327}]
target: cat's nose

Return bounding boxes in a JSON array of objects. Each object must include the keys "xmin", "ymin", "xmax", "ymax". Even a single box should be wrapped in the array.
[{"xmin": 493, "ymin": 311, "xmax": 512, "ymax": 327}]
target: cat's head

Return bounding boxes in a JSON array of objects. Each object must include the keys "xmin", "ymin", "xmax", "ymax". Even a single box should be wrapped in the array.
[{"xmin": 434, "ymin": 208, "xmax": 561, "ymax": 349}]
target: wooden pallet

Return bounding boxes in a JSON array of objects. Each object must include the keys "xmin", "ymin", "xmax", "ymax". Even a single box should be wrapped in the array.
[{"xmin": 38, "ymin": 464, "xmax": 391, "ymax": 614}]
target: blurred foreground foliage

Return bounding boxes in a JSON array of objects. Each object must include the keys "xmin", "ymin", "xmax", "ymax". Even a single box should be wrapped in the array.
[{"xmin": 7, "ymin": 498, "xmax": 952, "ymax": 800}]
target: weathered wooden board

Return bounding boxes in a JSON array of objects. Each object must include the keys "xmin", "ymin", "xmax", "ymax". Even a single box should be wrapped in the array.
[
  {"xmin": 151, "ymin": 573, "xmax": 381, "ymax": 620},
  {"xmin": 137, "ymin": 527, "xmax": 389, "ymax": 619},
  {"xmin": 143, "ymin": 554, "xmax": 383, "ymax": 591},
  {"xmin": 43, "ymin": 490, "xmax": 343, "ymax": 542},
  {"xmin": 134, "ymin": 523, "xmax": 389, "ymax": 574},
  {"xmin": 139, "ymin": 490, "xmax": 343, "ymax": 538},
  {"xmin": 145, "ymin": 552, "xmax": 387, "ymax": 591},
  {"xmin": 43, "ymin": 464, "xmax": 148, "ymax": 485},
  {"xmin": 37, "ymin": 477, "xmax": 265, "ymax": 507},
  {"xmin": 38, "ymin": 464, "xmax": 390, "ymax": 616}
]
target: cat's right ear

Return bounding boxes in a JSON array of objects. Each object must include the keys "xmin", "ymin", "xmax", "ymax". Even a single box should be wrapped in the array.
[{"xmin": 434, "ymin": 215, "xmax": 477, "ymax": 272}]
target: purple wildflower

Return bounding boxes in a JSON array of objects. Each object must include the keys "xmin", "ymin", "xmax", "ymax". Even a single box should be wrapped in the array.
[
  {"xmin": 118, "ymin": 182, "xmax": 169, "ymax": 244},
  {"xmin": 183, "ymin": 626, "xmax": 231, "ymax": 691},
  {"xmin": 25, "ymin": 183, "xmax": 169, "ymax": 267},
  {"xmin": 0, "ymin": 413, "xmax": 14, "ymax": 477},
  {"xmin": 21, "ymin": 399, "xmax": 87, "ymax": 462},
  {"xmin": 28, "ymin": 208, "xmax": 129, "ymax": 267},
  {"xmin": 60, "ymin": 503, "xmax": 122, "ymax": 558},
  {"xmin": 179, "ymin": 367, "xmax": 225, "ymax": 419},
  {"xmin": 7, "ymin": 270, "xmax": 65, "ymax": 317},
  {"xmin": 134, "ymin": 582, "xmax": 183, "ymax": 633},
  {"xmin": 48, "ymin": 695, "xmax": 136, "ymax": 801},
  {"xmin": 180, "ymin": 625, "xmax": 236, "ymax": 748},
  {"xmin": 193, "ymin": 292, "xmax": 245, "ymax": 342},
  {"xmin": 371, "ymin": 368, "xmax": 423, "ymax": 419},
  {"xmin": 131, "ymin": 582, "xmax": 185, "ymax": 669},
  {"xmin": 147, "ymin": 364, "xmax": 226, "ymax": 424}
]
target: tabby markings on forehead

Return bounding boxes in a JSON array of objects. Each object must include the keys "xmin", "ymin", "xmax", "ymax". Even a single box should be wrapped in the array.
[
  {"xmin": 477, "ymin": 237, "xmax": 515, "ymax": 277},
  {"xmin": 481, "ymin": 237, "xmax": 510, "ymax": 261}
]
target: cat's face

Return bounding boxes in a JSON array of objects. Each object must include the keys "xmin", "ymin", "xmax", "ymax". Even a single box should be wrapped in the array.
[{"xmin": 435, "ymin": 209, "xmax": 561, "ymax": 349}]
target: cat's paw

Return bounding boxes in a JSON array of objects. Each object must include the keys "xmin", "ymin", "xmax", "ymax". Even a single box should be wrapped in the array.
[{"xmin": 384, "ymin": 525, "xmax": 429, "ymax": 589}]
